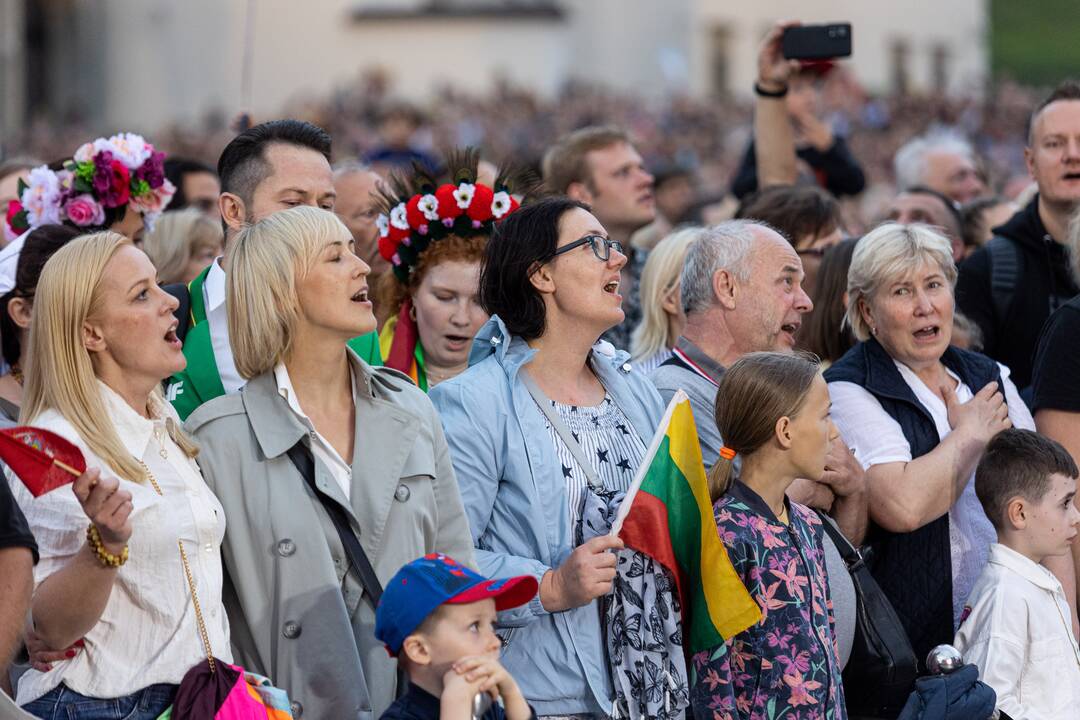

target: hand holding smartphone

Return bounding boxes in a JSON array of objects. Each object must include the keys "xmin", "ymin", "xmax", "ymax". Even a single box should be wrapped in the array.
[{"xmin": 782, "ymin": 23, "xmax": 852, "ymax": 61}]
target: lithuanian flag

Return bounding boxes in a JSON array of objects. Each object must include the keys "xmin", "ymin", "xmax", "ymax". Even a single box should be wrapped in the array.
[{"xmin": 610, "ymin": 390, "xmax": 761, "ymax": 653}]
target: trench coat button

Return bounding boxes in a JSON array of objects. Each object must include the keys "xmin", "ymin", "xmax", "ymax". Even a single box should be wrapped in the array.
[
  {"xmin": 290, "ymin": 701, "xmax": 303, "ymax": 717},
  {"xmin": 282, "ymin": 621, "xmax": 301, "ymax": 639},
  {"xmin": 277, "ymin": 539, "xmax": 296, "ymax": 557},
  {"xmin": 394, "ymin": 484, "xmax": 411, "ymax": 502}
]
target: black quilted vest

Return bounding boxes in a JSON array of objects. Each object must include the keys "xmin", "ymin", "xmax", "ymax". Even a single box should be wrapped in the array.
[{"xmin": 824, "ymin": 337, "xmax": 1003, "ymax": 667}]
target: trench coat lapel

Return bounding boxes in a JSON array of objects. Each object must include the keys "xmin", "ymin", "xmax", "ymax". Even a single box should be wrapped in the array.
[{"xmin": 242, "ymin": 370, "xmax": 356, "ymax": 520}]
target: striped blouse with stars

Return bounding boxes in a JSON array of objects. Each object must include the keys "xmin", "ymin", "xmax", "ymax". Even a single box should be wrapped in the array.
[{"xmin": 539, "ymin": 394, "xmax": 648, "ymax": 530}]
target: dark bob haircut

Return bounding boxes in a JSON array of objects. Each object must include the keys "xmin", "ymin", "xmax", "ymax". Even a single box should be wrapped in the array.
[
  {"xmin": 0, "ymin": 224, "xmax": 82, "ymax": 366},
  {"xmin": 479, "ymin": 196, "xmax": 590, "ymax": 341}
]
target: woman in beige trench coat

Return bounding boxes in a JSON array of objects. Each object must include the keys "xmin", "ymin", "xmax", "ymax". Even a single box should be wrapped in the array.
[{"xmin": 185, "ymin": 207, "xmax": 475, "ymax": 719}]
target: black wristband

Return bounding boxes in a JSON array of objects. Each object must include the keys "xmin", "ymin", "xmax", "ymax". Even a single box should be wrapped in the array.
[{"xmin": 754, "ymin": 82, "xmax": 789, "ymax": 98}]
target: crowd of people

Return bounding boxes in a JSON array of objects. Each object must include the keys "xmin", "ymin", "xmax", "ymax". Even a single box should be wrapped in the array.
[{"xmin": 1, "ymin": 20, "xmax": 1079, "ymax": 720}]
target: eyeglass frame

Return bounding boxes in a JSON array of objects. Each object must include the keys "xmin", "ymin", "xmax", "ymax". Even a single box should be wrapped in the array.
[{"xmin": 547, "ymin": 234, "xmax": 626, "ymax": 263}]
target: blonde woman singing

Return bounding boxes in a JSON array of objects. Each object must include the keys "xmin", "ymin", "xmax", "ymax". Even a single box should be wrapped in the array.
[{"xmin": 11, "ymin": 232, "xmax": 229, "ymax": 719}]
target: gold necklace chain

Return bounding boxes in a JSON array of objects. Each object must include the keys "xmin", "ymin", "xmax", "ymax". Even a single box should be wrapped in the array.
[{"xmin": 138, "ymin": 459, "xmax": 216, "ymax": 673}]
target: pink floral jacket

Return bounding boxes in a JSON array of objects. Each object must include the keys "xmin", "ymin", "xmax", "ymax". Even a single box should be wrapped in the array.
[{"xmin": 690, "ymin": 482, "xmax": 847, "ymax": 720}]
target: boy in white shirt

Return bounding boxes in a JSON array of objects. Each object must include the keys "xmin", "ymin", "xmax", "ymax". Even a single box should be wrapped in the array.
[{"xmin": 955, "ymin": 428, "xmax": 1080, "ymax": 719}]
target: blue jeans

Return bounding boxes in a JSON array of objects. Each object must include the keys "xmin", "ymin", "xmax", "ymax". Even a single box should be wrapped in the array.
[{"xmin": 22, "ymin": 683, "xmax": 177, "ymax": 720}]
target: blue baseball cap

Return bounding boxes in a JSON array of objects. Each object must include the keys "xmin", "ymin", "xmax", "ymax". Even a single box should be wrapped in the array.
[{"xmin": 375, "ymin": 553, "xmax": 538, "ymax": 656}]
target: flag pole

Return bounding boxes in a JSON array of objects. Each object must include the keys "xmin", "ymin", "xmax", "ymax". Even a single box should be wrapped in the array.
[{"xmin": 55, "ymin": 459, "xmax": 82, "ymax": 477}]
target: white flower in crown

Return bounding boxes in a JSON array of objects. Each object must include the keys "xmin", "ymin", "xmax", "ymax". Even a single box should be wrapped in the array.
[
  {"xmin": 389, "ymin": 202, "xmax": 409, "ymax": 230},
  {"xmin": 418, "ymin": 194, "xmax": 440, "ymax": 221},
  {"xmin": 20, "ymin": 166, "xmax": 63, "ymax": 228},
  {"xmin": 453, "ymin": 183, "xmax": 475, "ymax": 209},
  {"xmin": 95, "ymin": 132, "xmax": 152, "ymax": 169},
  {"xmin": 491, "ymin": 191, "xmax": 512, "ymax": 219},
  {"xmin": 376, "ymin": 214, "xmax": 390, "ymax": 237},
  {"xmin": 73, "ymin": 142, "xmax": 97, "ymax": 164}
]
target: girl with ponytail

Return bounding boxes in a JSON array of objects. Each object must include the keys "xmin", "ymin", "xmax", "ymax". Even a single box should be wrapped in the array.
[{"xmin": 691, "ymin": 351, "xmax": 848, "ymax": 719}]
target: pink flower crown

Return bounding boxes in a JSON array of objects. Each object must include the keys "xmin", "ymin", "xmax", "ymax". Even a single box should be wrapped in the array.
[{"xmin": 4, "ymin": 132, "xmax": 175, "ymax": 242}]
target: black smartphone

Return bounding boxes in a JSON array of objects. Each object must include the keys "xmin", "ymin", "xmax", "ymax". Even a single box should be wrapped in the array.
[{"xmin": 782, "ymin": 23, "xmax": 852, "ymax": 61}]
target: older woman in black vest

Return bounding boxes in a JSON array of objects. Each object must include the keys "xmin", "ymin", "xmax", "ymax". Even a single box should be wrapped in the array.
[{"xmin": 825, "ymin": 223, "xmax": 1075, "ymax": 681}]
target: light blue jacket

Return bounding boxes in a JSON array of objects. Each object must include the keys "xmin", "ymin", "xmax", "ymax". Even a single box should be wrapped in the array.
[{"xmin": 429, "ymin": 316, "xmax": 664, "ymax": 716}]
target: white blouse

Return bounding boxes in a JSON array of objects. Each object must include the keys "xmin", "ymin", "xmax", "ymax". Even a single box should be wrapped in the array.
[
  {"xmin": 9, "ymin": 382, "xmax": 231, "ymax": 704},
  {"xmin": 274, "ymin": 362, "xmax": 355, "ymax": 497},
  {"xmin": 829, "ymin": 360, "xmax": 1034, "ymax": 629}
]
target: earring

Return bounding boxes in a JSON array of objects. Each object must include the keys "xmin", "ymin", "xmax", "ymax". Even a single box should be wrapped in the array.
[{"xmin": 870, "ymin": 325, "xmax": 877, "ymax": 336}]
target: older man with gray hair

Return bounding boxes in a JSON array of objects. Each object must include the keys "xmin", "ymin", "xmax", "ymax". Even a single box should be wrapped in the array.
[
  {"xmin": 894, "ymin": 127, "xmax": 987, "ymax": 203},
  {"xmin": 650, "ymin": 219, "xmax": 867, "ymax": 668},
  {"xmin": 650, "ymin": 219, "xmax": 813, "ymax": 464}
]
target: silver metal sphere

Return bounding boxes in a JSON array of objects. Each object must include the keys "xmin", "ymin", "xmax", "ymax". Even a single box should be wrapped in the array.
[{"xmin": 926, "ymin": 644, "xmax": 964, "ymax": 675}]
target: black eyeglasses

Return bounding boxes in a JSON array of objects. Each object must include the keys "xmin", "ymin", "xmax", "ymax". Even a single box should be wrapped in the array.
[{"xmin": 550, "ymin": 234, "xmax": 625, "ymax": 262}]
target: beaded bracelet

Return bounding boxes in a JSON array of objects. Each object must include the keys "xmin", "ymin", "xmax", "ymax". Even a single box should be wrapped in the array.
[{"xmin": 86, "ymin": 524, "xmax": 129, "ymax": 568}]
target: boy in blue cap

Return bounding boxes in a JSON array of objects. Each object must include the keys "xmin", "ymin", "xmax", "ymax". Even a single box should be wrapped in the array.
[{"xmin": 375, "ymin": 553, "xmax": 539, "ymax": 720}]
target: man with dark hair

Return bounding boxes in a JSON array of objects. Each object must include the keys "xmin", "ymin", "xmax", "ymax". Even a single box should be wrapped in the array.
[
  {"xmin": 884, "ymin": 186, "xmax": 965, "ymax": 261},
  {"xmin": 166, "ymin": 119, "xmax": 380, "ymax": 419},
  {"xmin": 956, "ymin": 80, "xmax": 1080, "ymax": 393},
  {"xmin": 542, "ymin": 125, "xmax": 655, "ymax": 349},
  {"xmin": 163, "ymin": 157, "xmax": 221, "ymax": 218}
]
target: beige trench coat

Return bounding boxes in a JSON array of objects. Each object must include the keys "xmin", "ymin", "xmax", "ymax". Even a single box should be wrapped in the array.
[{"xmin": 185, "ymin": 352, "xmax": 475, "ymax": 719}]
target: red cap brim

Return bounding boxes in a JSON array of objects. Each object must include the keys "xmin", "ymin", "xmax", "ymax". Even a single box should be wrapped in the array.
[{"xmin": 446, "ymin": 575, "xmax": 539, "ymax": 611}]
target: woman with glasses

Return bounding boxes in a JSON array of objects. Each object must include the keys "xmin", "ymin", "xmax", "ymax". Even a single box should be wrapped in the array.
[{"xmin": 430, "ymin": 197, "xmax": 668, "ymax": 717}]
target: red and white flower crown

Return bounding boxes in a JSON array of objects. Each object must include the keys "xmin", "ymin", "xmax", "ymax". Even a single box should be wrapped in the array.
[{"xmin": 374, "ymin": 150, "xmax": 538, "ymax": 283}]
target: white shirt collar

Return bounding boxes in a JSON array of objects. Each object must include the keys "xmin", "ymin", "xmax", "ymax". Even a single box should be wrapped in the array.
[
  {"xmin": 204, "ymin": 257, "xmax": 227, "ymax": 312},
  {"xmin": 988, "ymin": 542, "xmax": 1063, "ymax": 592},
  {"xmin": 97, "ymin": 380, "xmax": 169, "ymax": 460},
  {"xmin": 273, "ymin": 362, "xmax": 357, "ymax": 424}
]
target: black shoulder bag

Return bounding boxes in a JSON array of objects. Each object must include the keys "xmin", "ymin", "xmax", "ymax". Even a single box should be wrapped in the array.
[{"xmin": 816, "ymin": 511, "xmax": 918, "ymax": 715}]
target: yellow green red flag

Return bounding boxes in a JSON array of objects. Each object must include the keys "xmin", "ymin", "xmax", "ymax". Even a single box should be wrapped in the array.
[{"xmin": 610, "ymin": 390, "xmax": 761, "ymax": 652}]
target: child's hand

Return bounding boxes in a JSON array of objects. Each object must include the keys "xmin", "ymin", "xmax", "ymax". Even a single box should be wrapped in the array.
[
  {"xmin": 440, "ymin": 663, "xmax": 492, "ymax": 720},
  {"xmin": 451, "ymin": 656, "xmax": 532, "ymax": 720}
]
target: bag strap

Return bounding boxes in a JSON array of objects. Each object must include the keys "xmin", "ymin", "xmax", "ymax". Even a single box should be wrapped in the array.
[
  {"xmin": 286, "ymin": 440, "xmax": 384, "ymax": 609},
  {"xmin": 813, "ymin": 509, "xmax": 864, "ymax": 570},
  {"xmin": 139, "ymin": 460, "xmax": 217, "ymax": 673},
  {"xmin": 987, "ymin": 235, "xmax": 1021, "ymax": 323},
  {"xmin": 520, "ymin": 370, "xmax": 604, "ymax": 491}
]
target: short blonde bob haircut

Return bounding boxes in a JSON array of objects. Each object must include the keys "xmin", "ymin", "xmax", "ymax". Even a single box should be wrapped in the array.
[
  {"xmin": 845, "ymin": 223, "xmax": 957, "ymax": 342},
  {"xmin": 630, "ymin": 227, "xmax": 700, "ymax": 363},
  {"xmin": 22, "ymin": 231, "xmax": 197, "ymax": 483},
  {"xmin": 227, "ymin": 206, "xmax": 353, "ymax": 379}
]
